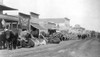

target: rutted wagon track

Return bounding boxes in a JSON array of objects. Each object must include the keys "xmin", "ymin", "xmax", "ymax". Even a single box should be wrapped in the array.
[{"xmin": 0, "ymin": 38, "xmax": 100, "ymax": 57}]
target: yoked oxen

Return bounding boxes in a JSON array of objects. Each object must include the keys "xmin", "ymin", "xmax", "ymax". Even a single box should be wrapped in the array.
[
  {"xmin": 77, "ymin": 34, "xmax": 88, "ymax": 40},
  {"xmin": 4, "ymin": 30, "xmax": 18, "ymax": 50},
  {"xmin": 0, "ymin": 30, "xmax": 18, "ymax": 50}
]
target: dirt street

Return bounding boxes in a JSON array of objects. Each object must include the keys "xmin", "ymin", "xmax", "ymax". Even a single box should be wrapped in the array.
[{"xmin": 0, "ymin": 38, "xmax": 100, "ymax": 57}]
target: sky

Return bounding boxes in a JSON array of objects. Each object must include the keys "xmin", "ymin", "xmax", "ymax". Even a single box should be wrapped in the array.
[{"xmin": 2, "ymin": 0, "xmax": 100, "ymax": 32}]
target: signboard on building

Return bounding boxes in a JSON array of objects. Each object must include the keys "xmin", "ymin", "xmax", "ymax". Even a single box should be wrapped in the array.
[{"xmin": 19, "ymin": 13, "xmax": 30, "ymax": 30}]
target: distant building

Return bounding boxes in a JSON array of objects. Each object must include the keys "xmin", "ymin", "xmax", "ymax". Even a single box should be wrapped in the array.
[
  {"xmin": 68, "ymin": 24, "xmax": 86, "ymax": 34},
  {"xmin": 73, "ymin": 24, "xmax": 85, "ymax": 30},
  {"xmin": 30, "ymin": 16, "xmax": 70, "ymax": 30}
]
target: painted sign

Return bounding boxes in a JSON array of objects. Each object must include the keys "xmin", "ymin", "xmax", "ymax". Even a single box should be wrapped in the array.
[{"xmin": 19, "ymin": 13, "xmax": 30, "ymax": 30}]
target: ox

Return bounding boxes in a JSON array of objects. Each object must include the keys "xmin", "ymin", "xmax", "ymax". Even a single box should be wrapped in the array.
[
  {"xmin": 0, "ymin": 30, "xmax": 18, "ymax": 50},
  {"xmin": 0, "ymin": 31, "xmax": 6, "ymax": 49},
  {"xmin": 5, "ymin": 30, "xmax": 18, "ymax": 50}
]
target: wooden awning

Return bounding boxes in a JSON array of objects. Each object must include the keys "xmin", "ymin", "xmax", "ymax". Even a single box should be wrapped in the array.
[
  {"xmin": 0, "ymin": 14, "xmax": 18, "ymax": 21},
  {"xmin": 31, "ymin": 22, "xmax": 46, "ymax": 30}
]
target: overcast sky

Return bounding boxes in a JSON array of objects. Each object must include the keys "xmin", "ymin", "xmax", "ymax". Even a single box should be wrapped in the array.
[{"xmin": 3, "ymin": 0, "xmax": 100, "ymax": 32}]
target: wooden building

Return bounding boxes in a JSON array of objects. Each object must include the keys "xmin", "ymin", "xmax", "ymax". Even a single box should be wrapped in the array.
[{"xmin": 0, "ymin": 3, "xmax": 18, "ymax": 31}]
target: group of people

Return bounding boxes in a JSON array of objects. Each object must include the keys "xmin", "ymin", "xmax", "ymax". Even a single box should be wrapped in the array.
[
  {"xmin": 1, "ymin": 25, "xmax": 98, "ymax": 50},
  {"xmin": 0, "ymin": 27, "xmax": 47, "ymax": 50}
]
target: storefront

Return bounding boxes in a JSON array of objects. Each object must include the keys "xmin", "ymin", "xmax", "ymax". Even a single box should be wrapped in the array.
[
  {"xmin": 30, "ymin": 23, "xmax": 46, "ymax": 38},
  {"xmin": 0, "ymin": 14, "xmax": 18, "ymax": 31},
  {"xmin": 0, "ymin": 4, "xmax": 18, "ymax": 31}
]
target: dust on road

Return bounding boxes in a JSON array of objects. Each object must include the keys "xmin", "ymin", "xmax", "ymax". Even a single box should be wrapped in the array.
[{"xmin": 0, "ymin": 39, "xmax": 100, "ymax": 57}]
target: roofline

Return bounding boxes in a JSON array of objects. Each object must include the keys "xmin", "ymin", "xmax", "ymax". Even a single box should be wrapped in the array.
[
  {"xmin": 19, "ymin": 12, "xmax": 30, "ymax": 18},
  {"xmin": 64, "ymin": 17, "xmax": 70, "ymax": 21},
  {"xmin": 0, "ymin": 14, "xmax": 18, "ymax": 21},
  {"xmin": 30, "ymin": 12, "xmax": 39, "ymax": 16},
  {"xmin": 0, "ymin": 4, "xmax": 18, "ymax": 10}
]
